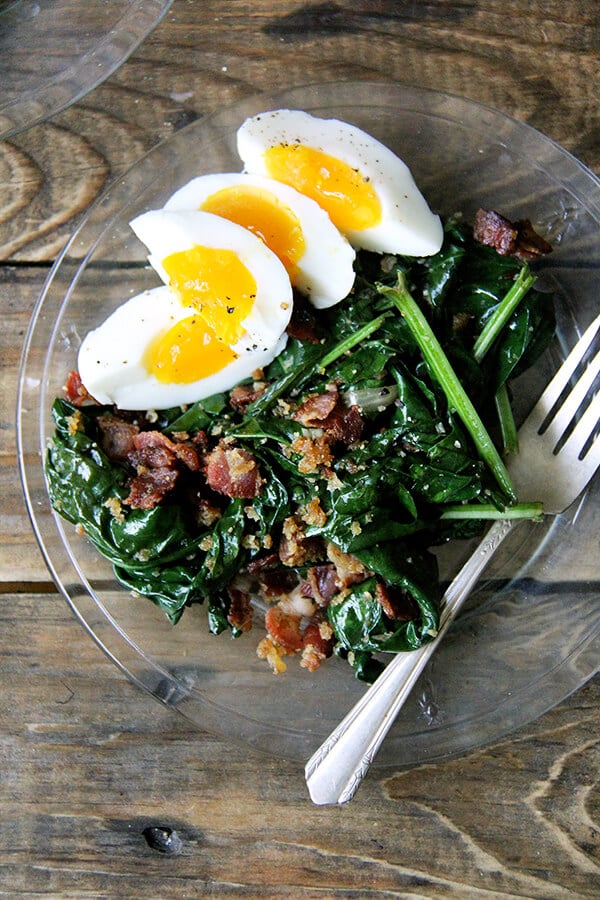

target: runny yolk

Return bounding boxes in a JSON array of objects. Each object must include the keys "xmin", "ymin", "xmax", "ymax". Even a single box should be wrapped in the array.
[
  {"xmin": 144, "ymin": 315, "xmax": 238, "ymax": 384},
  {"xmin": 200, "ymin": 185, "xmax": 305, "ymax": 282},
  {"xmin": 161, "ymin": 244, "xmax": 257, "ymax": 346},
  {"xmin": 263, "ymin": 144, "xmax": 381, "ymax": 233}
]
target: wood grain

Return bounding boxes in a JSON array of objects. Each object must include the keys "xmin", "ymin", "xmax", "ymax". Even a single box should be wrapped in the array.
[
  {"xmin": 0, "ymin": 592, "xmax": 598, "ymax": 897},
  {"xmin": 1, "ymin": 2, "xmax": 598, "ymax": 895},
  {"xmin": 1, "ymin": 0, "xmax": 597, "ymax": 262}
]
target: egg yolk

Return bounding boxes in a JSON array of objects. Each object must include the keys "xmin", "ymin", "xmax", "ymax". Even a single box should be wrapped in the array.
[
  {"xmin": 144, "ymin": 315, "xmax": 238, "ymax": 384},
  {"xmin": 200, "ymin": 185, "xmax": 305, "ymax": 282},
  {"xmin": 161, "ymin": 245, "xmax": 257, "ymax": 346},
  {"xmin": 263, "ymin": 144, "xmax": 381, "ymax": 233}
]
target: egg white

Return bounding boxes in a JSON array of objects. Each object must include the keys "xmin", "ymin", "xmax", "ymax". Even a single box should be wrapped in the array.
[
  {"xmin": 237, "ymin": 108, "xmax": 443, "ymax": 257},
  {"xmin": 78, "ymin": 285, "xmax": 289, "ymax": 410}
]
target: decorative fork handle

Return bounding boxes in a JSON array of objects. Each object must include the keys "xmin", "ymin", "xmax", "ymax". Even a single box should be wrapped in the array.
[{"xmin": 305, "ymin": 518, "xmax": 515, "ymax": 805}]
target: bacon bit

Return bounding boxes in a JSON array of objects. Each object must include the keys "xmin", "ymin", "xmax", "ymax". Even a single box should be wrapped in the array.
[
  {"xmin": 302, "ymin": 617, "xmax": 334, "ymax": 654},
  {"xmin": 375, "ymin": 581, "xmax": 419, "ymax": 622},
  {"xmin": 205, "ymin": 440, "xmax": 264, "ymax": 498},
  {"xmin": 512, "ymin": 217, "xmax": 554, "ymax": 260},
  {"xmin": 256, "ymin": 635, "xmax": 289, "ymax": 674},
  {"xmin": 97, "ymin": 414, "xmax": 140, "ymax": 461},
  {"xmin": 473, "ymin": 209, "xmax": 552, "ymax": 261},
  {"xmin": 264, "ymin": 605, "xmax": 303, "ymax": 652},
  {"xmin": 172, "ymin": 442, "xmax": 202, "ymax": 472},
  {"xmin": 256, "ymin": 567, "xmax": 300, "ymax": 599},
  {"xmin": 64, "ymin": 370, "xmax": 96, "ymax": 406},
  {"xmin": 129, "ymin": 430, "xmax": 201, "ymax": 473},
  {"xmin": 473, "ymin": 209, "xmax": 517, "ymax": 255},
  {"xmin": 279, "ymin": 515, "xmax": 323, "ymax": 567},
  {"xmin": 120, "ymin": 430, "xmax": 202, "ymax": 509},
  {"xmin": 192, "ymin": 429, "xmax": 209, "ymax": 452},
  {"xmin": 303, "ymin": 564, "xmax": 339, "ymax": 605},
  {"xmin": 301, "ymin": 617, "xmax": 335, "ymax": 671},
  {"xmin": 247, "ymin": 553, "xmax": 279, "ymax": 574},
  {"xmin": 294, "ymin": 388, "xmax": 364, "ymax": 449},
  {"xmin": 227, "ymin": 587, "xmax": 253, "ymax": 633},
  {"xmin": 322, "ymin": 403, "xmax": 364, "ymax": 446},
  {"xmin": 290, "ymin": 433, "xmax": 333, "ymax": 474},
  {"xmin": 327, "ymin": 542, "xmax": 371, "ymax": 589},
  {"xmin": 124, "ymin": 467, "xmax": 179, "ymax": 509},
  {"xmin": 229, "ymin": 383, "xmax": 267, "ymax": 413},
  {"xmin": 294, "ymin": 388, "xmax": 339, "ymax": 426}
]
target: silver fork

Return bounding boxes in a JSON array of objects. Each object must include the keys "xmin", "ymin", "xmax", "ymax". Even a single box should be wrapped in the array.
[{"xmin": 306, "ymin": 312, "xmax": 600, "ymax": 806}]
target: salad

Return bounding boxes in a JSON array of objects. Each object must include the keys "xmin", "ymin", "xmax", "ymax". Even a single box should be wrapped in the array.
[{"xmin": 45, "ymin": 110, "xmax": 555, "ymax": 681}]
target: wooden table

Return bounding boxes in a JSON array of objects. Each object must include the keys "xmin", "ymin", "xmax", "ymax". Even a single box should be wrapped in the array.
[{"xmin": 1, "ymin": 2, "xmax": 598, "ymax": 895}]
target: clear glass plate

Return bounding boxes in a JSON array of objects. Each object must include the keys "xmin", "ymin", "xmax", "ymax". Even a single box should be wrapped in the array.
[
  {"xmin": 0, "ymin": 0, "xmax": 173, "ymax": 140},
  {"xmin": 17, "ymin": 82, "xmax": 600, "ymax": 766}
]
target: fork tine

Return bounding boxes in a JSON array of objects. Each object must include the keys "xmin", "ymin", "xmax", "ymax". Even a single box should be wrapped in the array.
[
  {"xmin": 542, "ymin": 347, "xmax": 600, "ymax": 450},
  {"xmin": 559, "ymin": 388, "xmax": 600, "ymax": 465},
  {"xmin": 526, "ymin": 313, "xmax": 600, "ymax": 434}
]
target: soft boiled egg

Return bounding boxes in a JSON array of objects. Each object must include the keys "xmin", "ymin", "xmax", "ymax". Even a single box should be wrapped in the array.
[
  {"xmin": 164, "ymin": 173, "xmax": 356, "ymax": 309},
  {"xmin": 78, "ymin": 211, "xmax": 293, "ymax": 410},
  {"xmin": 237, "ymin": 108, "xmax": 443, "ymax": 257}
]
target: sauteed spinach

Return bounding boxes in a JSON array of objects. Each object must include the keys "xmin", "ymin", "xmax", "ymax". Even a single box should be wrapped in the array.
[{"xmin": 46, "ymin": 218, "xmax": 555, "ymax": 680}]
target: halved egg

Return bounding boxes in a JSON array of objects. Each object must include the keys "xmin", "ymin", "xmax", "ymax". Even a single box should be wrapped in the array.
[
  {"xmin": 237, "ymin": 108, "xmax": 443, "ymax": 257},
  {"xmin": 164, "ymin": 172, "xmax": 356, "ymax": 309},
  {"xmin": 78, "ymin": 211, "xmax": 293, "ymax": 410}
]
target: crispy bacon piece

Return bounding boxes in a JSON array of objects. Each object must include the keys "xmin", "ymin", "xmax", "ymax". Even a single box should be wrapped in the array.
[
  {"xmin": 205, "ymin": 440, "xmax": 264, "ymax": 498},
  {"xmin": 227, "ymin": 587, "xmax": 253, "ymax": 633},
  {"xmin": 301, "ymin": 564, "xmax": 339, "ymax": 605},
  {"xmin": 64, "ymin": 370, "xmax": 96, "ymax": 406},
  {"xmin": 278, "ymin": 515, "xmax": 323, "ymax": 567},
  {"xmin": 294, "ymin": 388, "xmax": 339, "ymax": 426},
  {"xmin": 512, "ymin": 217, "xmax": 554, "ymax": 260},
  {"xmin": 122, "ymin": 431, "xmax": 201, "ymax": 509},
  {"xmin": 301, "ymin": 617, "xmax": 335, "ymax": 671},
  {"xmin": 326, "ymin": 542, "xmax": 370, "ymax": 589},
  {"xmin": 473, "ymin": 209, "xmax": 552, "ymax": 261},
  {"xmin": 229, "ymin": 383, "xmax": 267, "ymax": 413},
  {"xmin": 124, "ymin": 467, "xmax": 179, "ymax": 509},
  {"xmin": 246, "ymin": 553, "xmax": 279, "ymax": 574},
  {"xmin": 294, "ymin": 387, "xmax": 364, "ymax": 448},
  {"xmin": 256, "ymin": 568, "xmax": 300, "ymax": 599},
  {"xmin": 129, "ymin": 430, "xmax": 201, "ymax": 472},
  {"xmin": 375, "ymin": 581, "xmax": 418, "ymax": 622},
  {"xmin": 473, "ymin": 209, "xmax": 517, "ymax": 255},
  {"xmin": 322, "ymin": 403, "xmax": 364, "ymax": 446},
  {"xmin": 192, "ymin": 429, "xmax": 209, "ymax": 452},
  {"xmin": 264, "ymin": 605, "xmax": 303, "ymax": 652},
  {"xmin": 97, "ymin": 414, "xmax": 140, "ymax": 461}
]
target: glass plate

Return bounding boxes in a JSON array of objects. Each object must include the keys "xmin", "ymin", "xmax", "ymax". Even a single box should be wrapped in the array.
[
  {"xmin": 17, "ymin": 82, "xmax": 600, "ymax": 766},
  {"xmin": 0, "ymin": 0, "xmax": 173, "ymax": 140}
]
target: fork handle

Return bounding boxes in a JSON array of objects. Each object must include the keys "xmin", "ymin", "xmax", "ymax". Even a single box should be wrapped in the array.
[{"xmin": 305, "ymin": 518, "xmax": 515, "ymax": 805}]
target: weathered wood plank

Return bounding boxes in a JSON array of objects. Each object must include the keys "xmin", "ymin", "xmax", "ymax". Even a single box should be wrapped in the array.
[
  {"xmin": 0, "ymin": 592, "xmax": 598, "ymax": 897},
  {"xmin": 1, "ymin": 0, "xmax": 597, "ymax": 262}
]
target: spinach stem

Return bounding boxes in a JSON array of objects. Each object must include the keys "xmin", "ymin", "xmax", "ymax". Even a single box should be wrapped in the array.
[
  {"xmin": 494, "ymin": 382, "xmax": 519, "ymax": 455},
  {"xmin": 380, "ymin": 274, "xmax": 517, "ymax": 503},
  {"xmin": 318, "ymin": 312, "xmax": 392, "ymax": 370},
  {"xmin": 473, "ymin": 264, "xmax": 535, "ymax": 362},
  {"xmin": 441, "ymin": 502, "xmax": 543, "ymax": 521}
]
